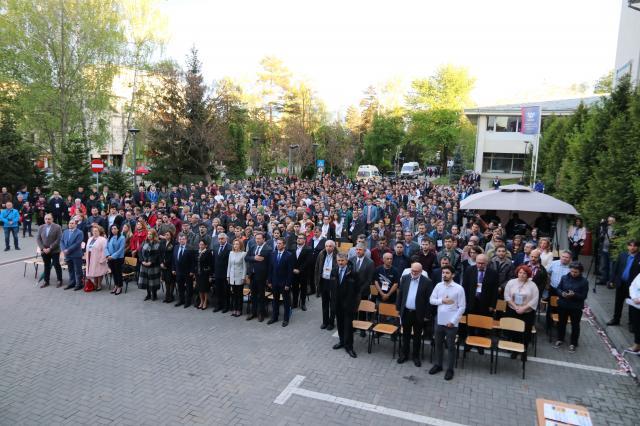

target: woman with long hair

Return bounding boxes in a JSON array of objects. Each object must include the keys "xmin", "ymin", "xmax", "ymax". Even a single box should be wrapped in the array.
[
  {"xmin": 106, "ymin": 225, "xmax": 126, "ymax": 295},
  {"xmin": 567, "ymin": 217, "xmax": 587, "ymax": 261},
  {"xmin": 138, "ymin": 229, "xmax": 161, "ymax": 301},
  {"xmin": 538, "ymin": 237, "xmax": 553, "ymax": 270},
  {"xmin": 227, "ymin": 239, "xmax": 247, "ymax": 317},
  {"xmin": 195, "ymin": 239, "xmax": 213, "ymax": 310},
  {"xmin": 159, "ymin": 230, "xmax": 175, "ymax": 303}
]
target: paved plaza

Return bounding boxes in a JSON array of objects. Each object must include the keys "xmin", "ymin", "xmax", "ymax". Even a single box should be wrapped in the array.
[{"xmin": 0, "ymin": 237, "xmax": 639, "ymax": 426}]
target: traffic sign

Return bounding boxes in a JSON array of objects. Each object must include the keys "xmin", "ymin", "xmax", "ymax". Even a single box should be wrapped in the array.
[
  {"xmin": 91, "ymin": 159, "xmax": 105, "ymax": 173},
  {"xmin": 316, "ymin": 159, "xmax": 325, "ymax": 168}
]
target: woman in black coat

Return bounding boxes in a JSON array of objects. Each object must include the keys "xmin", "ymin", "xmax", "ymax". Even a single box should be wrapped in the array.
[
  {"xmin": 195, "ymin": 239, "xmax": 214, "ymax": 310},
  {"xmin": 159, "ymin": 231, "xmax": 175, "ymax": 303}
]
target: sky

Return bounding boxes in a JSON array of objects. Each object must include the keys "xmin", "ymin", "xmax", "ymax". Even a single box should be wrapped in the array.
[{"xmin": 157, "ymin": 0, "xmax": 621, "ymax": 113}]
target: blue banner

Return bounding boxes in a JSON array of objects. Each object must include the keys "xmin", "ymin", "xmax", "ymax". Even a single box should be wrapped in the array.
[{"xmin": 521, "ymin": 106, "xmax": 541, "ymax": 135}]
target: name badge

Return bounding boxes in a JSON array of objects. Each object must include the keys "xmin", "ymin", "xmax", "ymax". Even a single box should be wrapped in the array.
[
  {"xmin": 382, "ymin": 282, "xmax": 389, "ymax": 292},
  {"xmin": 514, "ymin": 293, "xmax": 524, "ymax": 305},
  {"xmin": 437, "ymin": 240, "xmax": 443, "ymax": 248},
  {"xmin": 322, "ymin": 266, "xmax": 331, "ymax": 279},
  {"xmin": 55, "ymin": 203, "xmax": 60, "ymax": 209}
]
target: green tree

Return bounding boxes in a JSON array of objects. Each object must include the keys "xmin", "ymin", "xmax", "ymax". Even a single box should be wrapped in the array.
[
  {"xmin": 0, "ymin": 0, "xmax": 127, "ymax": 173},
  {"xmin": 0, "ymin": 109, "xmax": 40, "ymax": 191},
  {"xmin": 406, "ymin": 64, "xmax": 476, "ymax": 111},
  {"xmin": 404, "ymin": 109, "xmax": 461, "ymax": 170},
  {"xmin": 363, "ymin": 114, "xmax": 404, "ymax": 171},
  {"xmin": 103, "ymin": 168, "xmax": 133, "ymax": 195},
  {"xmin": 593, "ymin": 70, "xmax": 614, "ymax": 94},
  {"xmin": 449, "ymin": 145, "xmax": 465, "ymax": 183},
  {"xmin": 55, "ymin": 137, "xmax": 91, "ymax": 196}
]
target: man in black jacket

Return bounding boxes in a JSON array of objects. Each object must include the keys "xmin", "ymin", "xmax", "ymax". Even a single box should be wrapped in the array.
[
  {"xmin": 607, "ymin": 240, "xmax": 640, "ymax": 327},
  {"xmin": 213, "ymin": 233, "xmax": 231, "ymax": 313},
  {"xmin": 396, "ymin": 262, "xmax": 434, "ymax": 366},
  {"xmin": 172, "ymin": 234, "xmax": 196, "ymax": 308},
  {"xmin": 245, "ymin": 232, "xmax": 273, "ymax": 321},
  {"xmin": 291, "ymin": 234, "xmax": 312, "ymax": 310},
  {"xmin": 463, "ymin": 254, "xmax": 499, "ymax": 316},
  {"xmin": 332, "ymin": 253, "xmax": 360, "ymax": 358}
]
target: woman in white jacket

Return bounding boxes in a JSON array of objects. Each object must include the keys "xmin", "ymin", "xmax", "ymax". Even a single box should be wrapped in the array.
[
  {"xmin": 567, "ymin": 218, "xmax": 587, "ymax": 261},
  {"xmin": 227, "ymin": 239, "xmax": 247, "ymax": 317}
]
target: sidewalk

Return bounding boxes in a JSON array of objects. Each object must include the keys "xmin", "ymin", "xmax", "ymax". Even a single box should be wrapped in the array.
[
  {"xmin": 579, "ymin": 254, "xmax": 640, "ymax": 378},
  {"xmin": 0, "ymin": 227, "xmax": 38, "ymax": 265}
]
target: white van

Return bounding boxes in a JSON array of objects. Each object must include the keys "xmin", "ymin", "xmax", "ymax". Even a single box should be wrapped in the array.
[
  {"xmin": 356, "ymin": 165, "xmax": 381, "ymax": 182},
  {"xmin": 400, "ymin": 161, "xmax": 422, "ymax": 178}
]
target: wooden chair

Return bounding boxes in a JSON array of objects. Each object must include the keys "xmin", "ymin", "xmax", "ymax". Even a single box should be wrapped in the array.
[
  {"xmin": 494, "ymin": 317, "xmax": 527, "ymax": 379},
  {"xmin": 370, "ymin": 303, "xmax": 400, "ymax": 358},
  {"xmin": 547, "ymin": 296, "xmax": 567, "ymax": 342},
  {"xmin": 369, "ymin": 284, "xmax": 379, "ymax": 299},
  {"xmin": 462, "ymin": 314, "xmax": 495, "ymax": 373},
  {"xmin": 24, "ymin": 249, "xmax": 43, "ymax": 279},
  {"xmin": 352, "ymin": 300, "xmax": 376, "ymax": 353},
  {"xmin": 122, "ymin": 256, "xmax": 138, "ymax": 293}
]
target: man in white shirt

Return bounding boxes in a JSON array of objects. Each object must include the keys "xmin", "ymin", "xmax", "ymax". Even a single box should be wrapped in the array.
[{"xmin": 429, "ymin": 265, "xmax": 466, "ymax": 380}]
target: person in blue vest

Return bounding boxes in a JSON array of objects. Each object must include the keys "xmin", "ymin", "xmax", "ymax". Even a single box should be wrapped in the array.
[
  {"xmin": 61, "ymin": 217, "xmax": 85, "ymax": 290},
  {"xmin": 267, "ymin": 237, "xmax": 294, "ymax": 327},
  {"xmin": 1, "ymin": 201, "xmax": 20, "ymax": 251}
]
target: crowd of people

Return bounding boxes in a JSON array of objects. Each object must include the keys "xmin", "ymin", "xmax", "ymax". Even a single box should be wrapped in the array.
[{"xmin": 1, "ymin": 173, "xmax": 639, "ymax": 379}]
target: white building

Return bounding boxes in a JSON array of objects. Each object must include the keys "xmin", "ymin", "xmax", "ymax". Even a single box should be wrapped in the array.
[
  {"xmin": 464, "ymin": 96, "xmax": 603, "ymax": 179},
  {"xmin": 614, "ymin": 1, "xmax": 640, "ymax": 86}
]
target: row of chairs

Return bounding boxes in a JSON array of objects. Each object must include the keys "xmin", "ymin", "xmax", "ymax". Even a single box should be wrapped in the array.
[{"xmin": 352, "ymin": 298, "xmax": 531, "ymax": 379}]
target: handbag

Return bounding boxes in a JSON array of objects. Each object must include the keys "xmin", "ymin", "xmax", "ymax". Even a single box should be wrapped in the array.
[{"xmin": 83, "ymin": 277, "xmax": 95, "ymax": 292}]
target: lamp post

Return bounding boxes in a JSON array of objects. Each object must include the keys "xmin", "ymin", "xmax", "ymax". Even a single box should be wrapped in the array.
[
  {"xmin": 288, "ymin": 144, "xmax": 299, "ymax": 176},
  {"xmin": 128, "ymin": 128, "xmax": 140, "ymax": 189},
  {"xmin": 312, "ymin": 143, "xmax": 319, "ymax": 178},
  {"xmin": 523, "ymin": 140, "xmax": 530, "ymax": 184}
]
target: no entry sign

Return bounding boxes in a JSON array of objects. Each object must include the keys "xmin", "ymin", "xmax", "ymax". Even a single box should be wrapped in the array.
[{"xmin": 91, "ymin": 159, "xmax": 105, "ymax": 173}]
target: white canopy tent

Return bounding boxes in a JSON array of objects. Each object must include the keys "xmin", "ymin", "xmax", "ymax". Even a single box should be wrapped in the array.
[{"xmin": 460, "ymin": 184, "xmax": 579, "ymax": 251}]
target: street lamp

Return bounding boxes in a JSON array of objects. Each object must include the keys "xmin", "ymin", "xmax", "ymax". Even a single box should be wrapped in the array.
[
  {"xmin": 128, "ymin": 128, "xmax": 140, "ymax": 189},
  {"xmin": 288, "ymin": 144, "xmax": 299, "ymax": 176}
]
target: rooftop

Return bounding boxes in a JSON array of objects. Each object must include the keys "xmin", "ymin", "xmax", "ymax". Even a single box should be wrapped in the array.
[{"xmin": 464, "ymin": 94, "xmax": 607, "ymax": 116}]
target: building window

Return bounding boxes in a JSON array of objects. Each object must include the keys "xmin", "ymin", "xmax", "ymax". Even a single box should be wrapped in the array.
[
  {"xmin": 486, "ymin": 116, "xmax": 520, "ymax": 132},
  {"xmin": 482, "ymin": 153, "xmax": 526, "ymax": 174}
]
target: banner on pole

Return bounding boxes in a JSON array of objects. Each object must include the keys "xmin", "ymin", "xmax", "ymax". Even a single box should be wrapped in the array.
[{"xmin": 520, "ymin": 106, "xmax": 541, "ymax": 135}]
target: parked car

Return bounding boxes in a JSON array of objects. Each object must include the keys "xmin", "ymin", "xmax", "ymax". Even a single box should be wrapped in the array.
[{"xmin": 400, "ymin": 162, "xmax": 422, "ymax": 178}]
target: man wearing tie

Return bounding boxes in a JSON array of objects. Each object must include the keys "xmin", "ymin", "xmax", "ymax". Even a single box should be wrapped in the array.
[
  {"xmin": 213, "ymin": 233, "xmax": 231, "ymax": 313},
  {"xmin": 172, "ymin": 234, "xmax": 196, "ymax": 308},
  {"xmin": 60, "ymin": 217, "xmax": 85, "ymax": 290},
  {"xmin": 315, "ymin": 240, "xmax": 338, "ymax": 330},
  {"xmin": 36, "ymin": 214, "xmax": 63, "ymax": 288},
  {"xmin": 291, "ymin": 234, "xmax": 312, "ymax": 311},
  {"xmin": 463, "ymin": 254, "xmax": 499, "ymax": 317},
  {"xmin": 267, "ymin": 238, "xmax": 294, "ymax": 327},
  {"xmin": 396, "ymin": 262, "xmax": 434, "ymax": 366},
  {"xmin": 245, "ymin": 232, "xmax": 272, "ymax": 322},
  {"xmin": 350, "ymin": 243, "xmax": 375, "ymax": 302},
  {"xmin": 332, "ymin": 253, "xmax": 359, "ymax": 358},
  {"xmin": 362, "ymin": 198, "xmax": 379, "ymax": 231}
]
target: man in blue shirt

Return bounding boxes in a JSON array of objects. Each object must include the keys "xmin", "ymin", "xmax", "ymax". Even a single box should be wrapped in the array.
[{"xmin": 0, "ymin": 201, "xmax": 20, "ymax": 251}]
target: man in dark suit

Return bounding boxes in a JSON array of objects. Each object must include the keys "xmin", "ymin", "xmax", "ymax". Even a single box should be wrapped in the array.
[
  {"xmin": 212, "ymin": 233, "xmax": 231, "ymax": 313},
  {"xmin": 267, "ymin": 238, "xmax": 294, "ymax": 327},
  {"xmin": 608, "ymin": 240, "xmax": 640, "ymax": 326},
  {"xmin": 172, "ymin": 234, "xmax": 196, "ymax": 308},
  {"xmin": 291, "ymin": 234, "xmax": 312, "ymax": 310},
  {"xmin": 60, "ymin": 217, "xmax": 85, "ymax": 290},
  {"xmin": 349, "ymin": 243, "xmax": 375, "ymax": 301},
  {"xmin": 245, "ymin": 232, "xmax": 272, "ymax": 322},
  {"xmin": 309, "ymin": 228, "xmax": 326, "ymax": 295},
  {"xmin": 36, "ymin": 213, "xmax": 63, "ymax": 288},
  {"xmin": 315, "ymin": 240, "xmax": 338, "ymax": 330},
  {"xmin": 332, "ymin": 253, "xmax": 360, "ymax": 358},
  {"xmin": 396, "ymin": 262, "xmax": 434, "ymax": 366},
  {"xmin": 463, "ymin": 254, "xmax": 499, "ymax": 316}
]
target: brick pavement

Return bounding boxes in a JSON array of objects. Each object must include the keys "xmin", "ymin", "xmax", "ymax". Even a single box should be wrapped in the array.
[{"xmin": 0, "ymin": 251, "xmax": 639, "ymax": 425}]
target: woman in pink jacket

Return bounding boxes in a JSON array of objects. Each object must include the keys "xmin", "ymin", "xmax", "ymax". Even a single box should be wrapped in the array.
[{"xmin": 85, "ymin": 224, "xmax": 109, "ymax": 291}]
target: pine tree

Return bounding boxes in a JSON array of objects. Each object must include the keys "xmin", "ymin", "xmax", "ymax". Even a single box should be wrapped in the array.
[
  {"xmin": 225, "ymin": 122, "xmax": 247, "ymax": 178},
  {"xmin": 55, "ymin": 137, "xmax": 92, "ymax": 196},
  {"xmin": 0, "ymin": 111, "xmax": 38, "ymax": 191},
  {"xmin": 103, "ymin": 169, "xmax": 133, "ymax": 195}
]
